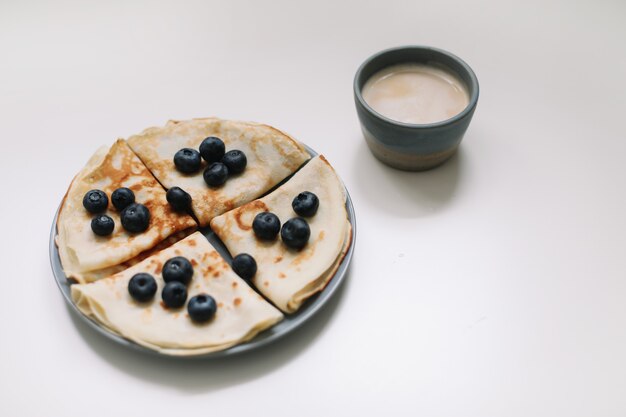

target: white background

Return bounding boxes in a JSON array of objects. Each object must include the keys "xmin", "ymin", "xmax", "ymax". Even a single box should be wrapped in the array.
[{"xmin": 1, "ymin": 0, "xmax": 625, "ymax": 416}]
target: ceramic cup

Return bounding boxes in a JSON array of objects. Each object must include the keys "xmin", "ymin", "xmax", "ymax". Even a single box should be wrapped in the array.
[{"xmin": 354, "ymin": 46, "xmax": 479, "ymax": 171}]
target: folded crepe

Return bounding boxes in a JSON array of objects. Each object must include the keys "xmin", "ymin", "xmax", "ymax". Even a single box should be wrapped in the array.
[
  {"xmin": 71, "ymin": 232, "xmax": 284, "ymax": 355},
  {"xmin": 210, "ymin": 156, "xmax": 352, "ymax": 313},
  {"xmin": 56, "ymin": 140, "xmax": 197, "ymax": 283},
  {"xmin": 70, "ymin": 230, "xmax": 193, "ymax": 283},
  {"xmin": 127, "ymin": 118, "xmax": 311, "ymax": 226}
]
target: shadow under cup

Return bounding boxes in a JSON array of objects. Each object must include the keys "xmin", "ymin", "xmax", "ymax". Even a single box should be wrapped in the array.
[{"xmin": 354, "ymin": 46, "xmax": 479, "ymax": 171}]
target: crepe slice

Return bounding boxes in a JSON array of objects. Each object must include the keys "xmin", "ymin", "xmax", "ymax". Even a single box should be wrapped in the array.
[
  {"xmin": 126, "ymin": 118, "xmax": 311, "ymax": 226},
  {"xmin": 56, "ymin": 140, "xmax": 197, "ymax": 283},
  {"xmin": 70, "ymin": 230, "xmax": 193, "ymax": 284},
  {"xmin": 71, "ymin": 232, "xmax": 284, "ymax": 356},
  {"xmin": 210, "ymin": 156, "xmax": 352, "ymax": 313}
]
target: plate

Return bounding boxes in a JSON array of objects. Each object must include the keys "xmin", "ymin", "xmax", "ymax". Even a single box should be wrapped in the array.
[{"xmin": 49, "ymin": 145, "xmax": 356, "ymax": 358}]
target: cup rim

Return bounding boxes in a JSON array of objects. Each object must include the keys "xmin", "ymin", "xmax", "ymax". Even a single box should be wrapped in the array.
[{"xmin": 354, "ymin": 45, "xmax": 480, "ymax": 129}]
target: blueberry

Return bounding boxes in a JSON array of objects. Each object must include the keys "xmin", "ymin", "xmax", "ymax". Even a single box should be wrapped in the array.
[
  {"xmin": 232, "ymin": 253, "xmax": 257, "ymax": 281},
  {"xmin": 252, "ymin": 212, "xmax": 281, "ymax": 240},
  {"xmin": 162, "ymin": 256, "xmax": 194, "ymax": 285},
  {"xmin": 174, "ymin": 148, "xmax": 202, "ymax": 174},
  {"xmin": 161, "ymin": 281, "xmax": 187, "ymax": 308},
  {"xmin": 222, "ymin": 150, "xmax": 247, "ymax": 174},
  {"xmin": 166, "ymin": 187, "xmax": 192, "ymax": 212},
  {"xmin": 128, "ymin": 273, "xmax": 157, "ymax": 302},
  {"xmin": 292, "ymin": 191, "xmax": 319, "ymax": 217},
  {"xmin": 187, "ymin": 294, "xmax": 217, "ymax": 323},
  {"xmin": 91, "ymin": 214, "xmax": 115, "ymax": 236},
  {"xmin": 199, "ymin": 136, "xmax": 225, "ymax": 163},
  {"xmin": 281, "ymin": 217, "xmax": 311, "ymax": 250},
  {"xmin": 203, "ymin": 162, "xmax": 229, "ymax": 187},
  {"xmin": 82, "ymin": 189, "xmax": 108, "ymax": 213},
  {"xmin": 111, "ymin": 187, "xmax": 135, "ymax": 211},
  {"xmin": 120, "ymin": 203, "xmax": 150, "ymax": 233}
]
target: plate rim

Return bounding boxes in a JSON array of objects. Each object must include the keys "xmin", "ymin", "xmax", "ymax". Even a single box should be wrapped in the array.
[{"xmin": 49, "ymin": 145, "xmax": 356, "ymax": 359}]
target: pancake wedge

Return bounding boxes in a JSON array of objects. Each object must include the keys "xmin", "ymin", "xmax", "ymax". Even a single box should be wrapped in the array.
[
  {"xmin": 70, "ymin": 230, "xmax": 193, "ymax": 283},
  {"xmin": 71, "ymin": 232, "xmax": 284, "ymax": 355},
  {"xmin": 211, "ymin": 156, "xmax": 352, "ymax": 313},
  {"xmin": 127, "ymin": 118, "xmax": 310, "ymax": 226},
  {"xmin": 56, "ymin": 140, "xmax": 197, "ymax": 283}
]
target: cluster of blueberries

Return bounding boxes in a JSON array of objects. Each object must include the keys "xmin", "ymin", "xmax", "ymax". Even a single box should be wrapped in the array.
[
  {"xmin": 229, "ymin": 191, "xmax": 320, "ymax": 282},
  {"xmin": 83, "ymin": 188, "xmax": 150, "ymax": 236},
  {"xmin": 174, "ymin": 136, "xmax": 247, "ymax": 187},
  {"xmin": 128, "ymin": 256, "xmax": 217, "ymax": 323}
]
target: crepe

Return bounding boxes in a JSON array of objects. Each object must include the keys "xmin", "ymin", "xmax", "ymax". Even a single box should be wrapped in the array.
[
  {"xmin": 71, "ymin": 230, "xmax": 194, "ymax": 283},
  {"xmin": 210, "ymin": 156, "xmax": 352, "ymax": 313},
  {"xmin": 127, "ymin": 118, "xmax": 311, "ymax": 226},
  {"xmin": 71, "ymin": 232, "xmax": 284, "ymax": 355},
  {"xmin": 56, "ymin": 140, "xmax": 197, "ymax": 283}
]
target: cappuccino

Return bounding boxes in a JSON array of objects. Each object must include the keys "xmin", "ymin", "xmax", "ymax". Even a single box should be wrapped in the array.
[{"xmin": 362, "ymin": 63, "xmax": 469, "ymax": 124}]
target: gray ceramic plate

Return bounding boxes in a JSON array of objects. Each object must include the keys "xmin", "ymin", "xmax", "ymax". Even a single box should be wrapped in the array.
[{"xmin": 49, "ymin": 145, "xmax": 356, "ymax": 359}]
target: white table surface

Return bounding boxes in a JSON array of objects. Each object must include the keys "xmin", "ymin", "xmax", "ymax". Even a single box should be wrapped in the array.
[{"xmin": 2, "ymin": 0, "xmax": 626, "ymax": 416}]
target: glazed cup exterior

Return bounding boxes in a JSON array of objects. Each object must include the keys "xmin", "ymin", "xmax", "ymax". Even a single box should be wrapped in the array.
[{"xmin": 354, "ymin": 46, "xmax": 479, "ymax": 171}]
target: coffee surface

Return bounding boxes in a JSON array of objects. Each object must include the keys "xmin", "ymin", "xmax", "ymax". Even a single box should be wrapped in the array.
[{"xmin": 362, "ymin": 63, "xmax": 469, "ymax": 124}]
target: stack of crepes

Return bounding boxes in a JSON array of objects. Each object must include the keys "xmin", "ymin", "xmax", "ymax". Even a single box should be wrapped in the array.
[{"xmin": 56, "ymin": 118, "xmax": 352, "ymax": 355}]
